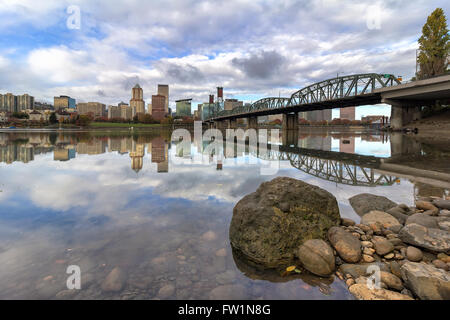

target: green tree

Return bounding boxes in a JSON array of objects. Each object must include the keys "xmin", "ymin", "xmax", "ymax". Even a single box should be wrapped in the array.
[
  {"xmin": 49, "ymin": 112, "xmax": 57, "ymax": 124},
  {"xmin": 417, "ymin": 8, "xmax": 450, "ymax": 80}
]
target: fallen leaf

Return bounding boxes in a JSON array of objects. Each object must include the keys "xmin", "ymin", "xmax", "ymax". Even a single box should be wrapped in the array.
[
  {"xmin": 286, "ymin": 266, "xmax": 296, "ymax": 272},
  {"xmin": 294, "ymin": 269, "xmax": 302, "ymax": 273}
]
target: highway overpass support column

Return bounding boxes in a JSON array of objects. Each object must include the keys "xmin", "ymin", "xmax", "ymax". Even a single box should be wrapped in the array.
[
  {"xmin": 282, "ymin": 113, "xmax": 299, "ymax": 131},
  {"xmin": 390, "ymin": 104, "xmax": 422, "ymax": 130}
]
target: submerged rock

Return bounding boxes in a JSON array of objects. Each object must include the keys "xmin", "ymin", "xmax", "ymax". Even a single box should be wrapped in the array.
[
  {"xmin": 229, "ymin": 177, "xmax": 340, "ymax": 268},
  {"xmin": 296, "ymin": 239, "xmax": 335, "ymax": 277},
  {"xmin": 401, "ymin": 261, "xmax": 450, "ymax": 300},
  {"xmin": 101, "ymin": 267, "xmax": 126, "ymax": 292},
  {"xmin": 349, "ymin": 194, "xmax": 397, "ymax": 216}
]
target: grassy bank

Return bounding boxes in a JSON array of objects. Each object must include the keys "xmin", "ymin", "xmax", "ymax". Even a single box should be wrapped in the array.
[{"xmin": 89, "ymin": 122, "xmax": 165, "ymax": 128}]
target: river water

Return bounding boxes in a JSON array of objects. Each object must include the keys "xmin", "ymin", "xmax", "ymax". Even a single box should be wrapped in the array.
[{"xmin": 0, "ymin": 128, "xmax": 448, "ymax": 299}]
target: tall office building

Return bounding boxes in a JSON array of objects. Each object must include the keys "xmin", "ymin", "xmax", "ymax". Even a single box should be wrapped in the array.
[
  {"xmin": 108, "ymin": 105, "xmax": 121, "ymax": 119},
  {"xmin": 340, "ymin": 107, "xmax": 356, "ymax": 120},
  {"xmin": 157, "ymin": 84, "xmax": 169, "ymax": 113},
  {"xmin": 224, "ymin": 99, "xmax": 243, "ymax": 111},
  {"xmin": 54, "ymin": 96, "xmax": 76, "ymax": 111},
  {"xmin": 1, "ymin": 93, "xmax": 35, "ymax": 112},
  {"xmin": 17, "ymin": 94, "xmax": 34, "ymax": 111},
  {"xmin": 151, "ymin": 95, "xmax": 166, "ymax": 121},
  {"xmin": 175, "ymin": 99, "xmax": 192, "ymax": 117},
  {"xmin": 130, "ymin": 84, "xmax": 145, "ymax": 116}
]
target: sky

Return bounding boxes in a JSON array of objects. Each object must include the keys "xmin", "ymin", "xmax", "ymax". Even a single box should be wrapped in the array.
[{"xmin": 0, "ymin": 0, "xmax": 448, "ymax": 119}]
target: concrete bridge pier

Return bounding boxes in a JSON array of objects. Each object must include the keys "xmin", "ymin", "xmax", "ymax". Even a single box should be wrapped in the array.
[
  {"xmin": 228, "ymin": 118, "xmax": 237, "ymax": 129},
  {"xmin": 390, "ymin": 104, "xmax": 422, "ymax": 130},
  {"xmin": 282, "ymin": 112, "xmax": 299, "ymax": 131},
  {"xmin": 247, "ymin": 117, "xmax": 258, "ymax": 129}
]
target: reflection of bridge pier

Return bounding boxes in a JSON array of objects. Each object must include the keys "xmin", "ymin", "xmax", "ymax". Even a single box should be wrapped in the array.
[
  {"xmin": 246, "ymin": 117, "xmax": 258, "ymax": 129},
  {"xmin": 282, "ymin": 129, "xmax": 298, "ymax": 146},
  {"xmin": 389, "ymin": 133, "xmax": 422, "ymax": 157}
]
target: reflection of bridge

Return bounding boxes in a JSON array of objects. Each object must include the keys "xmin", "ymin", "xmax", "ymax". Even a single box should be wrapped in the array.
[
  {"xmin": 205, "ymin": 74, "xmax": 450, "ymax": 130},
  {"xmin": 205, "ymin": 139, "xmax": 397, "ymax": 187}
]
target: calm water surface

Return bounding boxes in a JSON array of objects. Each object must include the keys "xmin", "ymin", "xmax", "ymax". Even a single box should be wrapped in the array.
[{"xmin": 0, "ymin": 128, "xmax": 448, "ymax": 299}]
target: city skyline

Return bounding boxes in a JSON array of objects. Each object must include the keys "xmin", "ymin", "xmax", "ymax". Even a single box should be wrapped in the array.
[{"xmin": 1, "ymin": 1, "xmax": 448, "ymax": 119}]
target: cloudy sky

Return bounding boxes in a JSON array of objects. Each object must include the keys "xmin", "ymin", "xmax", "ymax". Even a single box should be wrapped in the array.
[{"xmin": 0, "ymin": 0, "xmax": 448, "ymax": 118}]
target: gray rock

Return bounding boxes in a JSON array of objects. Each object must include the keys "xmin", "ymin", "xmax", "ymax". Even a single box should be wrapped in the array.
[
  {"xmin": 349, "ymin": 194, "xmax": 397, "ymax": 216},
  {"xmin": 328, "ymin": 227, "xmax": 361, "ymax": 263},
  {"xmin": 399, "ymin": 223, "xmax": 450, "ymax": 254},
  {"xmin": 229, "ymin": 177, "xmax": 340, "ymax": 268},
  {"xmin": 296, "ymin": 239, "xmax": 335, "ymax": 276},
  {"xmin": 405, "ymin": 213, "xmax": 439, "ymax": 229},
  {"xmin": 380, "ymin": 271, "xmax": 403, "ymax": 291},
  {"xmin": 433, "ymin": 199, "xmax": 450, "ymax": 210},
  {"xmin": 339, "ymin": 262, "xmax": 389, "ymax": 279},
  {"xmin": 386, "ymin": 206, "xmax": 409, "ymax": 224},
  {"xmin": 401, "ymin": 261, "xmax": 450, "ymax": 300},
  {"xmin": 406, "ymin": 246, "xmax": 423, "ymax": 262},
  {"xmin": 437, "ymin": 216, "xmax": 450, "ymax": 231},
  {"xmin": 372, "ymin": 236, "xmax": 394, "ymax": 256}
]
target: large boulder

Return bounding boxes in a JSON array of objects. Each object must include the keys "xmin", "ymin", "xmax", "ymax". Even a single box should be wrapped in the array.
[
  {"xmin": 229, "ymin": 177, "xmax": 340, "ymax": 268},
  {"xmin": 386, "ymin": 206, "xmax": 411, "ymax": 224},
  {"xmin": 361, "ymin": 210, "xmax": 402, "ymax": 229},
  {"xmin": 328, "ymin": 227, "xmax": 361, "ymax": 263},
  {"xmin": 349, "ymin": 194, "xmax": 397, "ymax": 216},
  {"xmin": 405, "ymin": 213, "xmax": 439, "ymax": 229},
  {"xmin": 401, "ymin": 261, "xmax": 450, "ymax": 300},
  {"xmin": 349, "ymin": 284, "xmax": 413, "ymax": 300},
  {"xmin": 296, "ymin": 239, "xmax": 335, "ymax": 277},
  {"xmin": 399, "ymin": 223, "xmax": 450, "ymax": 254}
]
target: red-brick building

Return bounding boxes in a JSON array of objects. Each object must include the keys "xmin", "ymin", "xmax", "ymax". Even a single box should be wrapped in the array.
[{"xmin": 151, "ymin": 95, "xmax": 166, "ymax": 121}]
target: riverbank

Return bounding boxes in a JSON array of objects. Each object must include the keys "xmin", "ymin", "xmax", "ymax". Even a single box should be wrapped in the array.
[{"xmin": 406, "ymin": 109, "xmax": 450, "ymax": 148}]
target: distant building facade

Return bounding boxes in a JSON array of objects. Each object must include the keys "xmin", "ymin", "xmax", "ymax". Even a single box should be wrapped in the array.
[
  {"xmin": 340, "ymin": 107, "xmax": 356, "ymax": 121},
  {"xmin": 54, "ymin": 96, "xmax": 76, "ymax": 111},
  {"xmin": 151, "ymin": 95, "xmax": 166, "ymax": 121},
  {"xmin": 1, "ymin": 93, "xmax": 35, "ymax": 112},
  {"xmin": 175, "ymin": 99, "xmax": 192, "ymax": 117},
  {"xmin": 157, "ymin": 84, "xmax": 169, "ymax": 113},
  {"xmin": 129, "ymin": 84, "xmax": 145, "ymax": 116},
  {"xmin": 224, "ymin": 99, "xmax": 243, "ymax": 111},
  {"xmin": 77, "ymin": 102, "xmax": 106, "ymax": 118}
]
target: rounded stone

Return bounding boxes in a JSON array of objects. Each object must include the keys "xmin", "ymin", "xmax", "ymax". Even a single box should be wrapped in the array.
[
  {"xmin": 361, "ymin": 210, "xmax": 402, "ymax": 229},
  {"xmin": 372, "ymin": 236, "xmax": 394, "ymax": 256},
  {"xmin": 158, "ymin": 284, "xmax": 175, "ymax": 299},
  {"xmin": 328, "ymin": 227, "xmax": 362, "ymax": 263},
  {"xmin": 406, "ymin": 246, "xmax": 423, "ymax": 262},
  {"xmin": 296, "ymin": 239, "xmax": 335, "ymax": 276}
]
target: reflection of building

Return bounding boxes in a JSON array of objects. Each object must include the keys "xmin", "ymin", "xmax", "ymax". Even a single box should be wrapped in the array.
[
  {"xmin": 77, "ymin": 102, "xmax": 106, "ymax": 118},
  {"xmin": 151, "ymin": 95, "xmax": 166, "ymax": 121},
  {"xmin": 0, "ymin": 144, "xmax": 34, "ymax": 164},
  {"xmin": 151, "ymin": 137, "xmax": 168, "ymax": 172},
  {"xmin": 340, "ymin": 107, "xmax": 355, "ymax": 120},
  {"xmin": 157, "ymin": 84, "xmax": 169, "ymax": 114},
  {"xmin": 339, "ymin": 136, "xmax": 355, "ymax": 154},
  {"xmin": 76, "ymin": 140, "xmax": 106, "ymax": 155},
  {"xmin": 54, "ymin": 96, "xmax": 76, "ymax": 111},
  {"xmin": 175, "ymin": 99, "xmax": 192, "ymax": 117},
  {"xmin": 130, "ymin": 84, "xmax": 145, "ymax": 116},
  {"xmin": 129, "ymin": 141, "xmax": 145, "ymax": 172},
  {"xmin": 54, "ymin": 147, "xmax": 76, "ymax": 161}
]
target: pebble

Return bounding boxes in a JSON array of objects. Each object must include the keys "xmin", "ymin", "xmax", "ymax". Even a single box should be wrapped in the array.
[
  {"xmin": 202, "ymin": 231, "xmax": 217, "ymax": 241},
  {"xmin": 363, "ymin": 247, "xmax": 375, "ymax": 255},
  {"xmin": 362, "ymin": 254, "xmax": 375, "ymax": 263},
  {"xmin": 346, "ymin": 278, "xmax": 355, "ymax": 287},
  {"xmin": 406, "ymin": 246, "xmax": 423, "ymax": 262},
  {"xmin": 384, "ymin": 253, "xmax": 395, "ymax": 259},
  {"xmin": 361, "ymin": 241, "xmax": 373, "ymax": 248},
  {"xmin": 215, "ymin": 248, "xmax": 227, "ymax": 257},
  {"xmin": 432, "ymin": 259, "xmax": 449, "ymax": 271}
]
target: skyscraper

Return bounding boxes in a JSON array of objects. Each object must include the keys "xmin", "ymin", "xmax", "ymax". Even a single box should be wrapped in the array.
[
  {"xmin": 157, "ymin": 84, "xmax": 169, "ymax": 113},
  {"xmin": 130, "ymin": 84, "xmax": 145, "ymax": 116},
  {"xmin": 340, "ymin": 107, "xmax": 356, "ymax": 120},
  {"xmin": 151, "ymin": 95, "xmax": 166, "ymax": 121},
  {"xmin": 175, "ymin": 99, "xmax": 192, "ymax": 117}
]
